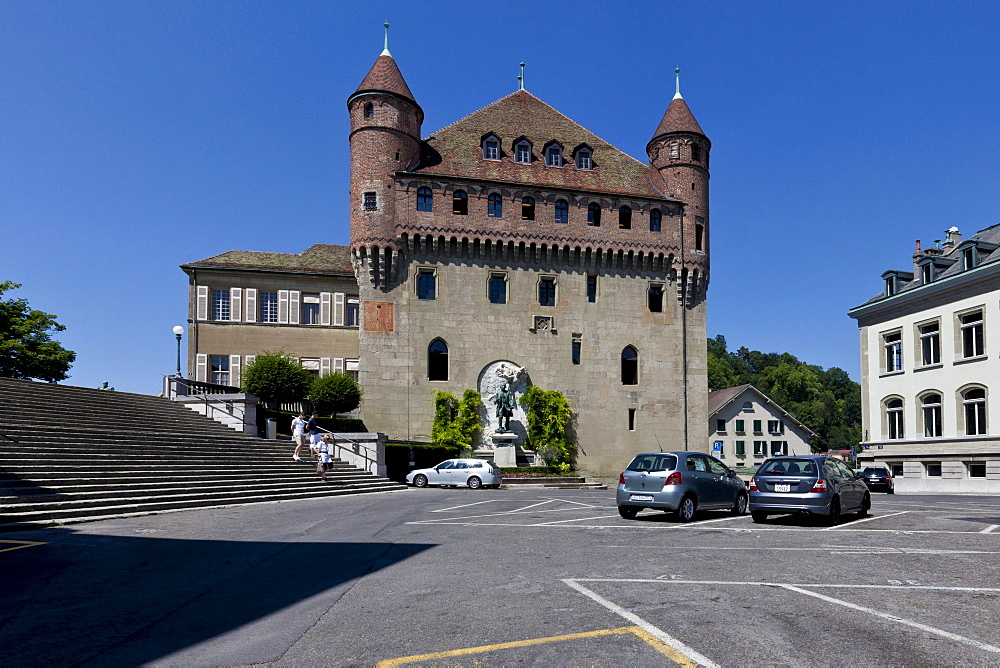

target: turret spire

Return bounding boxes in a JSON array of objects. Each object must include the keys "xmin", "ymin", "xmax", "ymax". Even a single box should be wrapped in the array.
[
  {"xmin": 674, "ymin": 67, "xmax": 682, "ymax": 100},
  {"xmin": 381, "ymin": 21, "xmax": 391, "ymax": 56}
]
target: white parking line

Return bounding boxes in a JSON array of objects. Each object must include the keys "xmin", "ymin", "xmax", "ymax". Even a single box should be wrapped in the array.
[
  {"xmin": 820, "ymin": 510, "xmax": 910, "ymax": 531},
  {"xmin": 606, "ymin": 545, "xmax": 1000, "ymax": 555},
  {"xmin": 432, "ymin": 500, "xmax": 499, "ymax": 513},
  {"xmin": 535, "ymin": 514, "xmax": 623, "ymax": 525},
  {"xmin": 981, "ymin": 525, "xmax": 999, "ymax": 534},
  {"xmin": 562, "ymin": 579, "xmax": 719, "ymax": 667}
]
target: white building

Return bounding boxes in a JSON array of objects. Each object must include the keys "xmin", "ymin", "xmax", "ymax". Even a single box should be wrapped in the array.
[
  {"xmin": 707, "ymin": 384, "xmax": 815, "ymax": 468},
  {"xmin": 849, "ymin": 224, "xmax": 1000, "ymax": 492}
]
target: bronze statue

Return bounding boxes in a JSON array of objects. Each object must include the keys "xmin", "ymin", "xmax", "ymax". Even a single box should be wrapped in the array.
[{"xmin": 492, "ymin": 382, "xmax": 516, "ymax": 432}]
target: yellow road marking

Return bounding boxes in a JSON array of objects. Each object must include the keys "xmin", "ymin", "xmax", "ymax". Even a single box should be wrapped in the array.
[
  {"xmin": 376, "ymin": 625, "xmax": 697, "ymax": 667},
  {"xmin": 0, "ymin": 540, "xmax": 47, "ymax": 554}
]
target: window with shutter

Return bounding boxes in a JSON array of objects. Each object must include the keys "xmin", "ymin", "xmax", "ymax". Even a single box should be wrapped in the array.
[
  {"xmin": 289, "ymin": 291, "xmax": 301, "ymax": 325},
  {"xmin": 320, "ymin": 292, "xmax": 332, "ymax": 326},
  {"xmin": 231, "ymin": 288, "xmax": 243, "ymax": 322},
  {"xmin": 196, "ymin": 286, "xmax": 209, "ymax": 321},
  {"xmin": 244, "ymin": 288, "xmax": 257, "ymax": 323},
  {"xmin": 320, "ymin": 358, "xmax": 331, "ymax": 376},
  {"xmin": 278, "ymin": 290, "xmax": 289, "ymax": 324},
  {"xmin": 230, "ymin": 355, "xmax": 241, "ymax": 387},
  {"xmin": 195, "ymin": 353, "xmax": 208, "ymax": 382},
  {"xmin": 245, "ymin": 354, "xmax": 257, "ymax": 368},
  {"xmin": 334, "ymin": 358, "xmax": 345, "ymax": 374},
  {"xmin": 333, "ymin": 292, "xmax": 345, "ymax": 326}
]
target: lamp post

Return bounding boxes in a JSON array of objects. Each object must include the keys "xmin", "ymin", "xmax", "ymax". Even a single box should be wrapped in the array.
[{"xmin": 172, "ymin": 325, "xmax": 184, "ymax": 377}]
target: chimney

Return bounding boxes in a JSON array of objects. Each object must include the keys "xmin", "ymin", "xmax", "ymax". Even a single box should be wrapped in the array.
[{"xmin": 944, "ymin": 227, "xmax": 962, "ymax": 249}]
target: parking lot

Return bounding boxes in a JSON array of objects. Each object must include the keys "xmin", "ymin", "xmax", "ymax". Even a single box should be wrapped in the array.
[{"xmin": 4, "ymin": 489, "xmax": 1000, "ymax": 665}]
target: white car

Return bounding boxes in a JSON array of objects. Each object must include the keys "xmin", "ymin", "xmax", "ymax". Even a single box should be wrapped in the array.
[{"xmin": 406, "ymin": 459, "xmax": 503, "ymax": 490}]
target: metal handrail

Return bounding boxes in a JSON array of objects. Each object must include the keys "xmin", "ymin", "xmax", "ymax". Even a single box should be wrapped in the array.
[{"xmin": 316, "ymin": 426, "xmax": 376, "ymax": 453}]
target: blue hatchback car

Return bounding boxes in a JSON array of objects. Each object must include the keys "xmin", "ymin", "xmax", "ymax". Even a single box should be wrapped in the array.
[{"xmin": 749, "ymin": 455, "xmax": 870, "ymax": 525}]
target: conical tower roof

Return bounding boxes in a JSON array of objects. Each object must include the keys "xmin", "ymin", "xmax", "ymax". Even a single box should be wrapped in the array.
[
  {"xmin": 352, "ymin": 55, "xmax": 418, "ymax": 108},
  {"xmin": 652, "ymin": 96, "xmax": 706, "ymax": 139}
]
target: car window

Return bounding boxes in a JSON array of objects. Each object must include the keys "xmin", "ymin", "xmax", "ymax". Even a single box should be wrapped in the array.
[
  {"xmin": 835, "ymin": 460, "xmax": 855, "ymax": 478},
  {"xmin": 437, "ymin": 461, "xmax": 455, "ymax": 469},
  {"xmin": 862, "ymin": 467, "xmax": 885, "ymax": 475},
  {"xmin": 706, "ymin": 457, "xmax": 728, "ymax": 475},
  {"xmin": 823, "ymin": 460, "xmax": 841, "ymax": 478},
  {"xmin": 453, "ymin": 462, "xmax": 468, "ymax": 469},
  {"xmin": 687, "ymin": 456, "xmax": 708, "ymax": 472},
  {"xmin": 760, "ymin": 459, "xmax": 815, "ymax": 476},
  {"xmin": 470, "ymin": 462, "xmax": 483, "ymax": 468},
  {"xmin": 627, "ymin": 454, "xmax": 677, "ymax": 472}
]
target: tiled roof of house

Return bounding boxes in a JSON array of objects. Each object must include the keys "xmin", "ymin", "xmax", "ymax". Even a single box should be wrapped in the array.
[
  {"xmin": 652, "ymin": 96, "xmax": 706, "ymax": 139},
  {"xmin": 856, "ymin": 222, "xmax": 1000, "ymax": 307},
  {"xmin": 707, "ymin": 384, "xmax": 752, "ymax": 415},
  {"xmin": 182, "ymin": 244, "xmax": 354, "ymax": 276},
  {"xmin": 352, "ymin": 55, "xmax": 417, "ymax": 107},
  {"xmin": 410, "ymin": 90, "xmax": 674, "ymax": 200}
]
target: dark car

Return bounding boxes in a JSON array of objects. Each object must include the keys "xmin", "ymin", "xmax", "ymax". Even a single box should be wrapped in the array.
[
  {"xmin": 617, "ymin": 451, "xmax": 748, "ymax": 521},
  {"xmin": 748, "ymin": 455, "xmax": 870, "ymax": 525},
  {"xmin": 860, "ymin": 467, "xmax": 894, "ymax": 494}
]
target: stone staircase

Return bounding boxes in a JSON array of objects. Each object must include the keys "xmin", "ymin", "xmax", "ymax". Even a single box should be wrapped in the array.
[{"xmin": 0, "ymin": 377, "xmax": 406, "ymax": 531}]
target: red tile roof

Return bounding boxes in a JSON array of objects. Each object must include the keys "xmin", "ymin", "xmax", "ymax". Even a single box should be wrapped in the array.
[
  {"xmin": 652, "ymin": 96, "xmax": 706, "ymax": 139},
  {"xmin": 352, "ymin": 55, "xmax": 417, "ymax": 107},
  {"xmin": 411, "ymin": 90, "xmax": 673, "ymax": 201}
]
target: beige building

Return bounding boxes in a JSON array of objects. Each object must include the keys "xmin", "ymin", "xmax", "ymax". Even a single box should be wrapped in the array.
[{"xmin": 708, "ymin": 384, "xmax": 815, "ymax": 468}]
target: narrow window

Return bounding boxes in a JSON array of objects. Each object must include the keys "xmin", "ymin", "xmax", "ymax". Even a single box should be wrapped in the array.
[
  {"xmin": 259, "ymin": 291, "xmax": 278, "ymax": 323},
  {"xmin": 417, "ymin": 187, "xmax": 433, "ymax": 212},
  {"xmin": 452, "ymin": 190, "xmax": 467, "ymax": 215},
  {"xmin": 538, "ymin": 277, "xmax": 556, "ymax": 307},
  {"xmin": 735, "ymin": 441, "xmax": 746, "ymax": 456},
  {"xmin": 210, "ymin": 355, "xmax": 230, "ymax": 385},
  {"xmin": 753, "ymin": 420, "xmax": 762, "ymax": 434},
  {"xmin": 586, "ymin": 275, "xmax": 597, "ymax": 303},
  {"xmin": 922, "ymin": 393, "xmax": 942, "ymax": 437},
  {"xmin": 647, "ymin": 284, "xmax": 663, "ymax": 312},
  {"xmin": 618, "ymin": 206, "xmax": 632, "ymax": 229},
  {"xmin": 515, "ymin": 142, "xmax": 531, "ymax": 164},
  {"xmin": 363, "ymin": 191, "xmax": 377, "ymax": 211},
  {"xmin": 346, "ymin": 300, "xmax": 360, "ymax": 327},
  {"xmin": 488, "ymin": 274, "xmax": 507, "ymax": 304},
  {"xmin": 961, "ymin": 310, "xmax": 985, "ymax": 358},
  {"xmin": 964, "ymin": 388, "xmax": 987, "ymax": 435},
  {"xmin": 572, "ymin": 338, "xmax": 581, "ymax": 365},
  {"xmin": 735, "ymin": 419, "xmax": 745, "ymax": 433},
  {"xmin": 417, "ymin": 271, "xmax": 436, "ymax": 300},
  {"xmin": 587, "ymin": 202, "xmax": 601, "ymax": 227},
  {"xmin": 695, "ymin": 223, "xmax": 704, "ymax": 251},
  {"xmin": 483, "ymin": 140, "xmax": 499, "ymax": 160},
  {"xmin": 546, "ymin": 146, "xmax": 562, "ymax": 167},
  {"xmin": 885, "ymin": 277, "xmax": 896, "ymax": 297},
  {"xmin": 669, "ymin": 142, "xmax": 680, "ymax": 159},
  {"xmin": 521, "ymin": 196, "xmax": 535, "ymax": 220},
  {"xmin": 364, "ymin": 102, "xmax": 374, "ymax": 118},
  {"xmin": 716, "ymin": 419, "xmax": 726, "ymax": 432},
  {"xmin": 963, "ymin": 247, "xmax": 977, "ymax": 270},
  {"xmin": 691, "ymin": 143, "xmax": 701, "ymax": 161},
  {"xmin": 488, "ymin": 193, "xmax": 502, "ymax": 218},
  {"xmin": 576, "ymin": 150, "xmax": 591, "ymax": 170},
  {"xmin": 628, "ymin": 408, "xmax": 636, "ymax": 431},
  {"xmin": 554, "ymin": 199, "xmax": 568, "ymax": 224},
  {"xmin": 621, "ymin": 346, "xmax": 638, "ymax": 385},
  {"xmin": 211, "ymin": 289, "xmax": 231, "ymax": 321},
  {"xmin": 428, "ymin": 339, "xmax": 448, "ymax": 381},
  {"xmin": 301, "ymin": 294, "xmax": 320, "ymax": 325},
  {"xmin": 886, "ymin": 398, "xmax": 904, "ymax": 439},
  {"xmin": 919, "ymin": 322, "xmax": 940, "ymax": 366},
  {"xmin": 883, "ymin": 332, "xmax": 902, "ymax": 372},
  {"xmin": 920, "ymin": 263, "xmax": 933, "ymax": 284},
  {"xmin": 649, "ymin": 208, "xmax": 661, "ymax": 232}
]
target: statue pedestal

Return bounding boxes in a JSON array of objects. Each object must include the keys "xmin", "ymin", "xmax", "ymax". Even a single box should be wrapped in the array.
[{"xmin": 491, "ymin": 432, "xmax": 518, "ymax": 467}]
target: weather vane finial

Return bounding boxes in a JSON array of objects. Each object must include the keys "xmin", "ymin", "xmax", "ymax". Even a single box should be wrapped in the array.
[
  {"xmin": 674, "ymin": 67, "xmax": 682, "ymax": 100},
  {"xmin": 381, "ymin": 22, "xmax": 391, "ymax": 56},
  {"xmin": 518, "ymin": 61, "xmax": 525, "ymax": 91}
]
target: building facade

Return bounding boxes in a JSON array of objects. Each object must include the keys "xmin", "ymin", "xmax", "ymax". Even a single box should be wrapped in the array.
[
  {"xmin": 708, "ymin": 384, "xmax": 816, "ymax": 467},
  {"xmin": 849, "ymin": 224, "xmax": 1000, "ymax": 492}
]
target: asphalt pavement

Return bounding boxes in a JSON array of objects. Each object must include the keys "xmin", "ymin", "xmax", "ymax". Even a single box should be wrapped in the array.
[{"xmin": 3, "ymin": 487, "xmax": 1000, "ymax": 666}]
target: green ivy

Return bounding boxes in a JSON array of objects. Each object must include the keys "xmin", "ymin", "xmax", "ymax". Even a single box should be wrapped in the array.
[
  {"xmin": 431, "ymin": 390, "xmax": 483, "ymax": 451},
  {"xmin": 519, "ymin": 386, "xmax": 574, "ymax": 466}
]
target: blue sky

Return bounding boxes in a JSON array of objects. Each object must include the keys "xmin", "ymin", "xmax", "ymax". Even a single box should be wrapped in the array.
[{"xmin": 4, "ymin": 1, "xmax": 1000, "ymax": 394}]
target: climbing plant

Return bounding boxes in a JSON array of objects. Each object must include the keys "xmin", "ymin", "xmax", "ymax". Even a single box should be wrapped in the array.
[
  {"xmin": 519, "ymin": 386, "xmax": 574, "ymax": 468},
  {"xmin": 431, "ymin": 390, "xmax": 483, "ymax": 451}
]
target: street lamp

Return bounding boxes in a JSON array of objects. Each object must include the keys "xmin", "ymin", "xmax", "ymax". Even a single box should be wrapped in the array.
[{"xmin": 172, "ymin": 325, "xmax": 184, "ymax": 377}]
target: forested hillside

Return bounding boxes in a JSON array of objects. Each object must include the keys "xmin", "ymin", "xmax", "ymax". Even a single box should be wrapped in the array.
[{"xmin": 707, "ymin": 335, "xmax": 861, "ymax": 452}]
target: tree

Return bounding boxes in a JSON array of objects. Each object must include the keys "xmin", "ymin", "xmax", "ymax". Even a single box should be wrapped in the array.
[
  {"xmin": 431, "ymin": 390, "xmax": 483, "ymax": 450},
  {"xmin": 240, "ymin": 351, "xmax": 313, "ymax": 408},
  {"xmin": 309, "ymin": 372, "xmax": 362, "ymax": 417},
  {"xmin": 0, "ymin": 281, "xmax": 76, "ymax": 382},
  {"xmin": 519, "ymin": 386, "xmax": 574, "ymax": 468}
]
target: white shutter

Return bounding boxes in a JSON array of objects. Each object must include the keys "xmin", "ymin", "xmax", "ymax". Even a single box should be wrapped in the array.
[
  {"xmin": 230, "ymin": 288, "xmax": 242, "ymax": 322},
  {"xmin": 320, "ymin": 357, "xmax": 331, "ymax": 377},
  {"xmin": 195, "ymin": 353, "xmax": 208, "ymax": 382},
  {"xmin": 245, "ymin": 354, "xmax": 257, "ymax": 367},
  {"xmin": 230, "ymin": 355, "xmax": 241, "ymax": 387},
  {"xmin": 245, "ymin": 288, "xmax": 257, "ymax": 323},
  {"xmin": 278, "ymin": 290, "xmax": 289, "ymax": 324},
  {"xmin": 196, "ymin": 286, "xmax": 209, "ymax": 321},
  {"xmin": 334, "ymin": 357, "xmax": 345, "ymax": 374},
  {"xmin": 333, "ymin": 292, "xmax": 345, "ymax": 326},
  {"xmin": 289, "ymin": 290, "xmax": 301, "ymax": 325},
  {"xmin": 320, "ymin": 292, "xmax": 332, "ymax": 326}
]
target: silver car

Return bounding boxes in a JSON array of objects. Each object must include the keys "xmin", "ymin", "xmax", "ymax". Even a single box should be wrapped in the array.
[
  {"xmin": 406, "ymin": 458, "xmax": 502, "ymax": 490},
  {"xmin": 748, "ymin": 456, "xmax": 870, "ymax": 525},
  {"xmin": 617, "ymin": 451, "xmax": 748, "ymax": 521}
]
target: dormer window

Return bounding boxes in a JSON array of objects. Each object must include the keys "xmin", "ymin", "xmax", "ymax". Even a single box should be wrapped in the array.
[
  {"xmin": 885, "ymin": 277, "xmax": 896, "ymax": 297},
  {"xmin": 920, "ymin": 263, "xmax": 933, "ymax": 284},
  {"xmin": 963, "ymin": 246, "xmax": 978, "ymax": 270},
  {"xmin": 481, "ymin": 133, "xmax": 501, "ymax": 161},
  {"xmin": 576, "ymin": 150, "xmax": 591, "ymax": 170},
  {"xmin": 514, "ymin": 139, "xmax": 532, "ymax": 164},
  {"xmin": 544, "ymin": 142, "xmax": 563, "ymax": 167}
]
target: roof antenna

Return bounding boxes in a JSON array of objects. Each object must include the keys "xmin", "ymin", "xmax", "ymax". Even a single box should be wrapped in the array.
[
  {"xmin": 381, "ymin": 21, "xmax": 391, "ymax": 56},
  {"xmin": 674, "ymin": 67, "xmax": 682, "ymax": 100},
  {"xmin": 518, "ymin": 61, "xmax": 525, "ymax": 91}
]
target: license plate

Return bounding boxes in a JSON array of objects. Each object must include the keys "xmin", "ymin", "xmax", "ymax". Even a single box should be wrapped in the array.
[
  {"xmin": 774, "ymin": 484, "xmax": 791, "ymax": 492},
  {"xmin": 629, "ymin": 495, "xmax": 654, "ymax": 502}
]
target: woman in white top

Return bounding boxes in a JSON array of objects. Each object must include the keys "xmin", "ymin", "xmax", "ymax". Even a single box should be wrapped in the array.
[{"xmin": 316, "ymin": 434, "xmax": 334, "ymax": 482}]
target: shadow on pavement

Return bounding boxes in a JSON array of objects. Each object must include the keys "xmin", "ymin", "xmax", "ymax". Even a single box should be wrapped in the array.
[{"xmin": 0, "ymin": 527, "xmax": 435, "ymax": 665}]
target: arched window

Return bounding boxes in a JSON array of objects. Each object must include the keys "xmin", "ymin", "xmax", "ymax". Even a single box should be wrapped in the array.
[
  {"xmin": 621, "ymin": 346, "xmax": 638, "ymax": 385},
  {"xmin": 417, "ymin": 187, "xmax": 433, "ymax": 212},
  {"xmin": 364, "ymin": 103, "xmax": 374, "ymax": 118},
  {"xmin": 521, "ymin": 196, "xmax": 535, "ymax": 220},
  {"xmin": 587, "ymin": 203, "xmax": 601, "ymax": 227},
  {"xmin": 576, "ymin": 149, "xmax": 591, "ymax": 170},
  {"xmin": 428, "ymin": 339, "xmax": 448, "ymax": 381},
  {"xmin": 619, "ymin": 206, "xmax": 632, "ymax": 229},
  {"xmin": 488, "ymin": 193, "xmax": 502, "ymax": 218},
  {"xmin": 554, "ymin": 199, "xmax": 568, "ymax": 224},
  {"xmin": 963, "ymin": 387, "xmax": 987, "ymax": 435},
  {"xmin": 885, "ymin": 398, "xmax": 904, "ymax": 440},
  {"xmin": 649, "ymin": 209, "xmax": 662, "ymax": 232},
  {"xmin": 695, "ymin": 223, "xmax": 705, "ymax": 251},
  {"xmin": 452, "ymin": 190, "xmax": 467, "ymax": 215},
  {"xmin": 921, "ymin": 393, "xmax": 942, "ymax": 437}
]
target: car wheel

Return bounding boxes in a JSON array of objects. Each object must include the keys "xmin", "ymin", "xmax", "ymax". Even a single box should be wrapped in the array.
[
  {"xmin": 859, "ymin": 493, "xmax": 871, "ymax": 518},
  {"xmin": 823, "ymin": 497, "xmax": 841, "ymax": 526},
  {"xmin": 413, "ymin": 474, "xmax": 428, "ymax": 488},
  {"xmin": 467, "ymin": 476, "xmax": 482, "ymax": 490},
  {"xmin": 751, "ymin": 511, "xmax": 768, "ymax": 523},
  {"xmin": 731, "ymin": 493, "xmax": 748, "ymax": 515},
  {"xmin": 676, "ymin": 495, "xmax": 697, "ymax": 522},
  {"xmin": 618, "ymin": 506, "xmax": 638, "ymax": 519}
]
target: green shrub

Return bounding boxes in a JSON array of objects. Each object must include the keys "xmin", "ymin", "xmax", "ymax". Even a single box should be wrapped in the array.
[
  {"xmin": 519, "ymin": 386, "xmax": 574, "ymax": 466},
  {"xmin": 241, "ymin": 351, "xmax": 313, "ymax": 408},
  {"xmin": 431, "ymin": 390, "xmax": 483, "ymax": 451},
  {"xmin": 309, "ymin": 372, "xmax": 362, "ymax": 417}
]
